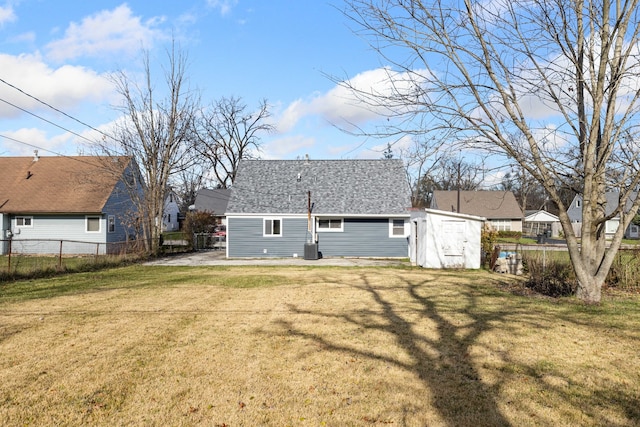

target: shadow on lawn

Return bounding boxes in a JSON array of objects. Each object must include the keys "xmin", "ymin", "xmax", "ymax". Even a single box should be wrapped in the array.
[
  {"xmin": 271, "ymin": 271, "xmax": 640, "ymax": 426},
  {"xmin": 275, "ymin": 272, "xmax": 515, "ymax": 426}
]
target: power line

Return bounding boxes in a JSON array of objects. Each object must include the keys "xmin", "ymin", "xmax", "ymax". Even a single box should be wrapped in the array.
[
  {"xmin": 0, "ymin": 97, "xmax": 100, "ymax": 145},
  {"xmin": 0, "ymin": 76, "xmax": 117, "ymax": 143}
]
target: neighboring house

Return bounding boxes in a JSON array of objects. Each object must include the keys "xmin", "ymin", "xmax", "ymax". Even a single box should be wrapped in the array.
[
  {"xmin": 193, "ymin": 188, "xmax": 232, "ymax": 226},
  {"xmin": 567, "ymin": 192, "xmax": 640, "ymax": 239},
  {"xmin": 524, "ymin": 210, "xmax": 561, "ymax": 237},
  {"xmin": 410, "ymin": 208, "xmax": 485, "ymax": 269},
  {"xmin": 0, "ymin": 154, "xmax": 142, "ymax": 255},
  {"xmin": 162, "ymin": 191, "xmax": 180, "ymax": 232},
  {"xmin": 225, "ymin": 159, "xmax": 412, "ymax": 258},
  {"xmin": 430, "ymin": 190, "xmax": 523, "ymax": 232}
]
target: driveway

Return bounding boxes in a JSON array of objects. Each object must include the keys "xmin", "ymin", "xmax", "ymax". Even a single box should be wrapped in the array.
[{"xmin": 145, "ymin": 250, "xmax": 410, "ymax": 267}]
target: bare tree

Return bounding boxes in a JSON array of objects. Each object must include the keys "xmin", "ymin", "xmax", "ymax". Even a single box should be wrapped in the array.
[
  {"xmin": 195, "ymin": 97, "xmax": 274, "ymax": 188},
  {"xmin": 343, "ymin": 0, "xmax": 640, "ymax": 303},
  {"xmin": 102, "ymin": 43, "xmax": 199, "ymax": 253}
]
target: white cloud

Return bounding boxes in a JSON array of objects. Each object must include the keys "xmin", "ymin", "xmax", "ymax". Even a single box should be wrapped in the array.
[
  {"xmin": 276, "ymin": 67, "xmax": 428, "ymax": 133},
  {"xmin": 261, "ymin": 135, "xmax": 316, "ymax": 159},
  {"xmin": 45, "ymin": 4, "xmax": 165, "ymax": 62},
  {"xmin": 0, "ymin": 53, "xmax": 114, "ymax": 119},
  {"xmin": 0, "ymin": 128, "xmax": 71, "ymax": 156},
  {"xmin": 0, "ymin": 4, "xmax": 16, "ymax": 26},
  {"xmin": 207, "ymin": 0, "xmax": 238, "ymax": 16}
]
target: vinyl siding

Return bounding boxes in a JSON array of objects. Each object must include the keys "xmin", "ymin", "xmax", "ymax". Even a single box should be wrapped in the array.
[
  {"xmin": 228, "ymin": 217, "xmax": 310, "ymax": 258},
  {"xmin": 228, "ymin": 216, "xmax": 408, "ymax": 258},
  {"xmin": 10, "ymin": 214, "xmax": 107, "ymax": 254},
  {"xmin": 317, "ymin": 218, "xmax": 408, "ymax": 257}
]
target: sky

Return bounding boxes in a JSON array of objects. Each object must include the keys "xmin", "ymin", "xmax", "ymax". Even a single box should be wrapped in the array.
[{"xmin": 0, "ymin": 0, "xmax": 406, "ymax": 161}]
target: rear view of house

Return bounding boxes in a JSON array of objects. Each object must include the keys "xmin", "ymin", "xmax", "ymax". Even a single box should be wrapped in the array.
[
  {"xmin": 0, "ymin": 155, "xmax": 141, "ymax": 255},
  {"xmin": 225, "ymin": 159, "xmax": 412, "ymax": 258}
]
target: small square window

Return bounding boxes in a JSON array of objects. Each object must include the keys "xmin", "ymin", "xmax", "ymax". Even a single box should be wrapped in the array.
[
  {"xmin": 264, "ymin": 218, "xmax": 282, "ymax": 236},
  {"xmin": 86, "ymin": 216, "xmax": 101, "ymax": 233}
]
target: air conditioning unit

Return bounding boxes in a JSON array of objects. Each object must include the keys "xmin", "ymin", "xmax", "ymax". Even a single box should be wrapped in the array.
[{"xmin": 303, "ymin": 243, "xmax": 318, "ymax": 260}]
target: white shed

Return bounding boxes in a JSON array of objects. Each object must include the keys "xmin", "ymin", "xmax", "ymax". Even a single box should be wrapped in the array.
[{"xmin": 410, "ymin": 208, "xmax": 485, "ymax": 269}]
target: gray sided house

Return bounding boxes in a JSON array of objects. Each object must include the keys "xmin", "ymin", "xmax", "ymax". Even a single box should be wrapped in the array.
[
  {"xmin": 0, "ymin": 155, "xmax": 142, "ymax": 255},
  {"xmin": 226, "ymin": 159, "xmax": 412, "ymax": 258},
  {"xmin": 194, "ymin": 188, "xmax": 232, "ymax": 225},
  {"xmin": 567, "ymin": 192, "xmax": 640, "ymax": 239}
]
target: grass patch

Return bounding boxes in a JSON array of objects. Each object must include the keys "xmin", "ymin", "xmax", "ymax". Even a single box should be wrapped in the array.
[{"xmin": 0, "ymin": 266, "xmax": 639, "ymax": 426}]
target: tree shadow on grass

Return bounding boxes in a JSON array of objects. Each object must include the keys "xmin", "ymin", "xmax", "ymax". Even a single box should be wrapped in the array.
[{"xmin": 272, "ymin": 272, "xmax": 517, "ymax": 426}]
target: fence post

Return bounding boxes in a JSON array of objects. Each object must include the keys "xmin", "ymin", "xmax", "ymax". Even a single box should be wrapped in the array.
[
  {"xmin": 58, "ymin": 240, "xmax": 63, "ymax": 270},
  {"xmin": 7, "ymin": 239, "xmax": 11, "ymax": 273}
]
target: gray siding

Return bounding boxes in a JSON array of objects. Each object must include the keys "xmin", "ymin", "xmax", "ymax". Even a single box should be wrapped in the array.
[
  {"xmin": 228, "ymin": 216, "xmax": 408, "ymax": 258},
  {"xmin": 103, "ymin": 179, "xmax": 139, "ymax": 244},
  {"xmin": 318, "ymin": 218, "xmax": 407, "ymax": 258},
  {"xmin": 0, "ymin": 213, "xmax": 8, "ymax": 255},
  {"xmin": 228, "ymin": 217, "xmax": 310, "ymax": 258}
]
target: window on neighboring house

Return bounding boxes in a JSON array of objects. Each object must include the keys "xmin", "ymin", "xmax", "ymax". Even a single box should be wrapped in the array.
[
  {"xmin": 317, "ymin": 218, "xmax": 343, "ymax": 231},
  {"xmin": 86, "ymin": 216, "xmax": 101, "ymax": 233},
  {"xmin": 167, "ymin": 213, "xmax": 171, "ymax": 223},
  {"xmin": 108, "ymin": 215, "xmax": 115, "ymax": 233},
  {"xmin": 576, "ymin": 199, "xmax": 581, "ymax": 208},
  {"xmin": 264, "ymin": 218, "xmax": 282, "ymax": 236},
  {"xmin": 490, "ymin": 219, "xmax": 511, "ymax": 231},
  {"xmin": 390, "ymin": 219, "xmax": 407, "ymax": 237},
  {"xmin": 16, "ymin": 216, "xmax": 33, "ymax": 227}
]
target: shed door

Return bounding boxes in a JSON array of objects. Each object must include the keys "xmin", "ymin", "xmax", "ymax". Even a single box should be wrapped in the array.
[{"xmin": 442, "ymin": 220, "xmax": 465, "ymax": 256}]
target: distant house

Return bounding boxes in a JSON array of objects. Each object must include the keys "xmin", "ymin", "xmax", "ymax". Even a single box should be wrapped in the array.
[
  {"xmin": 410, "ymin": 209, "xmax": 485, "ymax": 269},
  {"xmin": 0, "ymin": 155, "xmax": 142, "ymax": 255},
  {"xmin": 225, "ymin": 159, "xmax": 412, "ymax": 258},
  {"xmin": 162, "ymin": 191, "xmax": 180, "ymax": 232},
  {"xmin": 524, "ymin": 210, "xmax": 561, "ymax": 237},
  {"xmin": 567, "ymin": 192, "xmax": 640, "ymax": 239},
  {"xmin": 193, "ymin": 188, "xmax": 232, "ymax": 225},
  {"xmin": 430, "ymin": 190, "xmax": 523, "ymax": 232}
]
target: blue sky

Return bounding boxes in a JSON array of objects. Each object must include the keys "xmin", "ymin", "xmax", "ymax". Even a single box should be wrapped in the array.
[{"xmin": 0, "ymin": 0, "xmax": 406, "ymax": 160}]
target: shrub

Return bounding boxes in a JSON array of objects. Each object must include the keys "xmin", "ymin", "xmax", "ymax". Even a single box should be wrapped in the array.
[
  {"xmin": 481, "ymin": 223, "xmax": 498, "ymax": 268},
  {"xmin": 522, "ymin": 251, "xmax": 577, "ymax": 297},
  {"xmin": 607, "ymin": 248, "xmax": 640, "ymax": 290},
  {"xmin": 497, "ymin": 230, "xmax": 523, "ymax": 239},
  {"xmin": 182, "ymin": 211, "xmax": 217, "ymax": 247}
]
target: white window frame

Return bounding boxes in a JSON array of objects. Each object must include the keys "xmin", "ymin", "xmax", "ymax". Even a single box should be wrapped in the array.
[
  {"xmin": 317, "ymin": 218, "xmax": 343, "ymax": 232},
  {"xmin": 16, "ymin": 216, "xmax": 33, "ymax": 227},
  {"xmin": 389, "ymin": 218, "xmax": 408, "ymax": 238},
  {"xmin": 490, "ymin": 219, "xmax": 511, "ymax": 232},
  {"xmin": 263, "ymin": 218, "xmax": 282, "ymax": 237},
  {"xmin": 86, "ymin": 216, "xmax": 101, "ymax": 233},
  {"xmin": 107, "ymin": 215, "xmax": 116, "ymax": 233}
]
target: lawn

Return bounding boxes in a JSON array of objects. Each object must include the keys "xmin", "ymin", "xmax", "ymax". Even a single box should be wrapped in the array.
[{"xmin": 1, "ymin": 265, "xmax": 639, "ymax": 426}]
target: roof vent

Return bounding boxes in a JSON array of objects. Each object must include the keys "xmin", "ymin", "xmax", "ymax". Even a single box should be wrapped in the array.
[
  {"xmin": 33, "ymin": 150, "xmax": 39, "ymax": 161},
  {"xmin": 297, "ymin": 173, "xmax": 301, "ymax": 182}
]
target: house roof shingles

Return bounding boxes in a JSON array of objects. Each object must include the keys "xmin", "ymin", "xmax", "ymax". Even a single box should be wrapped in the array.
[
  {"xmin": 194, "ymin": 188, "xmax": 232, "ymax": 215},
  {"xmin": 0, "ymin": 156, "xmax": 130, "ymax": 214},
  {"xmin": 431, "ymin": 190, "xmax": 523, "ymax": 219},
  {"xmin": 227, "ymin": 159, "xmax": 411, "ymax": 216}
]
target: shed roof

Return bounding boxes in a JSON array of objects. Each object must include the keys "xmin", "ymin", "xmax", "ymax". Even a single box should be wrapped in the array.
[
  {"xmin": 226, "ymin": 159, "xmax": 411, "ymax": 215},
  {"xmin": 0, "ymin": 155, "xmax": 131, "ymax": 214},
  {"xmin": 194, "ymin": 188, "xmax": 232, "ymax": 215},
  {"xmin": 430, "ymin": 190, "xmax": 523, "ymax": 219}
]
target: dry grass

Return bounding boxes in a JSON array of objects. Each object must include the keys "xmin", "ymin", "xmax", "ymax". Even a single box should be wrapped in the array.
[{"xmin": 1, "ymin": 266, "xmax": 639, "ymax": 426}]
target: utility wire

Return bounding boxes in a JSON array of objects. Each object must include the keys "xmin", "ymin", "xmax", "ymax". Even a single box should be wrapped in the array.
[
  {"xmin": 0, "ymin": 76, "xmax": 117, "ymax": 143},
  {"xmin": 0, "ymin": 97, "xmax": 100, "ymax": 145}
]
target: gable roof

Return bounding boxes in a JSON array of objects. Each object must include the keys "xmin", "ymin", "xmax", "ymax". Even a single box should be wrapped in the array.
[
  {"xmin": 0, "ymin": 155, "xmax": 131, "ymax": 214},
  {"xmin": 525, "ymin": 210, "xmax": 559, "ymax": 222},
  {"xmin": 430, "ymin": 190, "xmax": 523, "ymax": 219},
  {"xmin": 194, "ymin": 188, "xmax": 232, "ymax": 215},
  {"xmin": 227, "ymin": 159, "xmax": 411, "ymax": 215}
]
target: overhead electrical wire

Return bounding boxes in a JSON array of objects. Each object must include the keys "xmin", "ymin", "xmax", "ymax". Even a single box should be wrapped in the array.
[{"xmin": 0, "ymin": 76, "xmax": 116, "ymax": 143}]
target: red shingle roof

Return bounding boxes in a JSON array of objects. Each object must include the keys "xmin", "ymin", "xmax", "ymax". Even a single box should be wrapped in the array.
[{"xmin": 0, "ymin": 156, "xmax": 131, "ymax": 214}]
